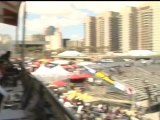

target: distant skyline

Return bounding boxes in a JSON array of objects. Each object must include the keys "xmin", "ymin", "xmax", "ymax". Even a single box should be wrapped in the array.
[{"xmin": 0, "ymin": 1, "xmax": 150, "ymax": 40}]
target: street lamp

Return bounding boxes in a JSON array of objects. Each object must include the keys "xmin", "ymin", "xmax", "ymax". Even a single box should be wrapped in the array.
[{"xmin": 21, "ymin": 1, "xmax": 27, "ymax": 63}]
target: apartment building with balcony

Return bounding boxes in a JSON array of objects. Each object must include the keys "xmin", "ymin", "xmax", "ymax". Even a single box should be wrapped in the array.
[
  {"xmin": 138, "ymin": 2, "xmax": 160, "ymax": 52},
  {"xmin": 120, "ymin": 6, "xmax": 138, "ymax": 53},
  {"xmin": 84, "ymin": 16, "xmax": 96, "ymax": 52},
  {"xmin": 96, "ymin": 11, "xmax": 120, "ymax": 52}
]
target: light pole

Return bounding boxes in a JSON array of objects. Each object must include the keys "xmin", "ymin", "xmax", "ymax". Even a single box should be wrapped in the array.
[{"xmin": 21, "ymin": 1, "xmax": 27, "ymax": 63}]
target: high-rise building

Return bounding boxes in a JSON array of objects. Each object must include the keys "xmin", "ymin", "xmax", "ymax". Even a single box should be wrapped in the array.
[
  {"xmin": 96, "ymin": 11, "xmax": 120, "ymax": 52},
  {"xmin": 83, "ymin": 2, "xmax": 160, "ymax": 53},
  {"xmin": 138, "ymin": 2, "xmax": 160, "ymax": 52},
  {"xmin": 63, "ymin": 38, "xmax": 70, "ymax": 48},
  {"xmin": 84, "ymin": 16, "xmax": 96, "ymax": 52},
  {"xmin": 45, "ymin": 28, "xmax": 62, "ymax": 51},
  {"xmin": 44, "ymin": 26, "xmax": 56, "ymax": 35},
  {"xmin": 120, "ymin": 6, "xmax": 138, "ymax": 52}
]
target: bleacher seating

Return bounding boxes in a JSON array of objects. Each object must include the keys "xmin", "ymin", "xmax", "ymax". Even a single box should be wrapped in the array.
[{"xmin": 107, "ymin": 64, "xmax": 160, "ymax": 104}]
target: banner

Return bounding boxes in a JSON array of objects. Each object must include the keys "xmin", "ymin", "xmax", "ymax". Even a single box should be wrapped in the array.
[{"xmin": 83, "ymin": 65, "xmax": 135, "ymax": 95}]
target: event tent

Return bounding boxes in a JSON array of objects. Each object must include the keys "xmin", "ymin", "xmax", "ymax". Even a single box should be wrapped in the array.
[
  {"xmin": 51, "ymin": 59, "xmax": 70, "ymax": 65},
  {"xmin": 58, "ymin": 51, "xmax": 86, "ymax": 57},
  {"xmin": 32, "ymin": 65, "xmax": 71, "ymax": 83},
  {"xmin": 77, "ymin": 61, "xmax": 95, "ymax": 66},
  {"xmin": 128, "ymin": 50, "xmax": 156, "ymax": 56}
]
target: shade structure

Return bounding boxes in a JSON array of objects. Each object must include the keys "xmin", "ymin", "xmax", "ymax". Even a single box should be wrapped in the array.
[
  {"xmin": 0, "ymin": 1, "xmax": 21, "ymax": 26},
  {"xmin": 51, "ymin": 65, "xmax": 71, "ymax": 74},
  {"xmin": 58, "ymin": 50, "xmax": 86, "ymax": 57},
  {"xmin": 69, "ymin": 73, "xmax": 91, "ymax": 82},
  {"xmin": 50, "ymin": 80, "xmax": 68, "ymax": 87},
  {"xmin": 69, "ymin": 73, "xmax": 91, "ymax": 79},
  {"xmin": 51, "ymin": 60, "xmax": 70, "ymax": 65},
  {"xmin": 77, "ymin": 61, "xmax": 95, "ymax": 66},
  {"xmin": 128, "ymin": 50, "xmax": 156, "ymax": 56},
  {"xmin": 32, "ymin": 65, "xmax": 71, "ymax": 84},
  {"xmin": 50, "ymin": 65, "xmax": 72, "ymax": 80},
  {"xmin": 31, "ymin": 64, "xmax": 56, "ymax": 83}
]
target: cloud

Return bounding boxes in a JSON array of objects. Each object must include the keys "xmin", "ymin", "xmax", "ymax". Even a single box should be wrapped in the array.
[
  {"xmin": 25, "ymin": 1, "xmax": 88, "ymax": 34},
  {"xmin": 25, "ymin": 15, "xmax": 85, "ymax": 34},
  {"xmin": 26, "ymin": 1, "xmax": 147, "ymax": 15},
  {"xmin": 23, "ymin": 1, "xmax": 148, "ymax": 35},
  {"xmin": 72, "ymin": 1, "xmax": 148, "ymax": 13}
]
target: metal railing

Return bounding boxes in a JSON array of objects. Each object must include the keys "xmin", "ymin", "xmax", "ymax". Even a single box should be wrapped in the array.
[{"xmin": 19, "ymin": 62, "xmax": 76, "ymax": 120}]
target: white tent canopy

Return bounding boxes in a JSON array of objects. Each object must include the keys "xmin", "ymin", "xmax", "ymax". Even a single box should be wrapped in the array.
[
  {"xmin": 77, "ymin": 61, "xmax": 95, "ymax": 66},
  {"xmin": 58, "ymin": 50, "xmax": 86, "ymax": 56},
  {"xmin": 51, "ymin": 59, "xmax": 70, "ymax": 65},
  {"xmin": 31, "ymin": 64, "xmax": 56, "ymax": 83},
  {"xmin": 128, "ymin": 50, "xmax": 156, "ymax": 56},
  {"xmin": 50, "ymin": 65, "xmax": 72, "ymax": 80},
  {"xmin": 51, "ymin": 65, "xmax": 71, "ymax": 75},
  {"xmin": 32, "ymin": 65, "xmax": 71, "ymax": 83}
]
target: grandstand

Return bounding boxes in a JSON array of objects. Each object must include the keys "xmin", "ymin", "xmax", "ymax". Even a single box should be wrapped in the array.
[{"xmin": 110, "ymin": 64, "xmax": 160, "ymax": 107}]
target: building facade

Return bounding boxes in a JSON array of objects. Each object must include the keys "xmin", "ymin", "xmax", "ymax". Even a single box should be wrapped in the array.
[
  {"xmin": 63, "ymin": 38, "xmax": 70, "ymax": 48},
  {"xmin": 44, "ymin": 26, "xmax": 56, "ymax": 35},
  {"xmin": 138, "ymin": 2, "xmax": 160, "ymax": 52},
  {"xmin": 84, "ymin": 16, "xmax": 96, "ymax": 52},
  {"xmin": 96, "ymin": 11, "xmax": 120, "ymax": 52},
  {"xmin": 120, "ymin": 6, "xmax": 138, "ymax": 53},
  {"xmin": 84, "ymin": 2, "xmax": 160, "ymax": 53},
  {"xmin": 45, "ymin": 29, "xmax": 62, "ymax": 51}
]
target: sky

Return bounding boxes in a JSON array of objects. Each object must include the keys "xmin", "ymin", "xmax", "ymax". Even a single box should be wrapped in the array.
[{"xmin": 0, "ymin": 1, "xmax": 149, "ymax": 40}]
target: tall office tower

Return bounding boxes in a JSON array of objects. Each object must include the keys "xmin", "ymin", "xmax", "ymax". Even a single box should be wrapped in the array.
[
  {"xmin": 138, "ymin": 2, "xmax": 160, "ymax": 52},
  {"xmin": 84, "ymin": 16, "xmax": 96, "ymax": 52},
  {"xmin": 63, "ymin": 38, "xmax": 70, "ymax": 48},
  {"xmin": 44, "ymin": 26, "xmax": 56, "ymax": 35},
  {"xmin": 45, "ymin": 28, "xmax": 62, "ymax": 51},
  {"xmin": 120, "ymin": 6, "xmax": 138, "ymax": 53},
  {"xmin": 96, "ymin": 11, "xmax": 120, "ymax": 52}
]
